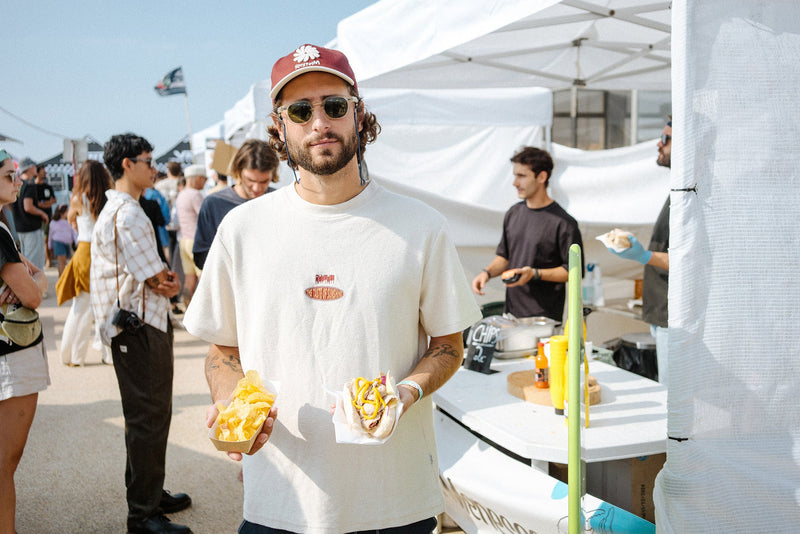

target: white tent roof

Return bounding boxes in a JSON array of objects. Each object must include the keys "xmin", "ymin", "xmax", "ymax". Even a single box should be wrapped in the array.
[
  {"xmin": 335, "ymin": 0, "xmax": 671, "ymax": 91},
  {"xmin": 224, "ymin": 81, "xmax": 271, "ymax": 140},
  {"xmin": 364, "ymin": 86, "xmax": 553, "ymax": 127}
]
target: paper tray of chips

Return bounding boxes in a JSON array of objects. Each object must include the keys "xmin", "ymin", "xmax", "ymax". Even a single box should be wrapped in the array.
[
  {"xmin": 208, "ymin": 373, "xmax": 278, "ymax": 453},
  {"xmin": 209, "ymin": 417, "xmax": 264, "ymax": 453}
]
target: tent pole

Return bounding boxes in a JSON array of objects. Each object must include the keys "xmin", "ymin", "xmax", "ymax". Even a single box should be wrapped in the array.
[
  {"xmin": 184, "ymin": 93, "xmax": 195, "ymax": 163},
  {"xmin": 630, "ymin": 89, "xmax": 639, "ymax": 145},
  {"xmin": 570, "ymin": 87, "xmax": 578, "ymax": 148},
  {"xmin": 567, "ymin": 244, "xmax": 583, "ymax": 534}
]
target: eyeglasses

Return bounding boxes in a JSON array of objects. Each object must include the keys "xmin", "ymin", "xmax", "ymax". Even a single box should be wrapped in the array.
[
  {"xmin": 129, "ymin": 157, "xmax": 153, "ymax": 167},
  {"xmin": 276, "ymin": 96, "xmax": 358, "ymax": 124},
  {"xmin": 660, "ymin": 134, "xmax": 671, "ymax": 145}
]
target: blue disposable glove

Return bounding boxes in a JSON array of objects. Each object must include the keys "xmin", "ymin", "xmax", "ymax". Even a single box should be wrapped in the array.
[{"xmin": 610, "ymin": 235, "xmax": 652, "ymax": 265}]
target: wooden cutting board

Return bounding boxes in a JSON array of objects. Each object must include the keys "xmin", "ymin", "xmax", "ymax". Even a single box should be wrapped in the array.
[{"xmin": 507, "ymin": 370, "xmax": 601, "ymax": 406}]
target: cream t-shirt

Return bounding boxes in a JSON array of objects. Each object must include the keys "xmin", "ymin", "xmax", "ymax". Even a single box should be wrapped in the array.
[{"xmin": 184, "ymin": 181, "xmax": 480, "ymax": 533}]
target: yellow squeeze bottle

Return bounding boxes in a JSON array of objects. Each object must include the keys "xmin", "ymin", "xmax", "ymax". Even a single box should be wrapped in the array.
[{"xmin": 549, "ymin": 335, "xmax": 568, "ymax": 415}]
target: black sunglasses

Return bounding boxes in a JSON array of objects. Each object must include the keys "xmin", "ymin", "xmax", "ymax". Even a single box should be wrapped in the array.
[
  {"xmin": 660, "ymin": 133, "xmax": 671, "ymax": 145},
  {"xmin": 276, "ymin": 96, "xmax": 358, "ymax": 124},
  {"xmin": 129, "ymin": 157, "xmax": 153, "ymax": 167}
]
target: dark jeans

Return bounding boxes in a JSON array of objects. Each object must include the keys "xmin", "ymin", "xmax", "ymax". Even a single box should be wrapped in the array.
[
  {"xmin": 239, "ymin": 517, "xmax": 437, "ymax": 534},
  {"xmin": 111, "ymin": 323, "xmax": 174, "ymax": 525}
]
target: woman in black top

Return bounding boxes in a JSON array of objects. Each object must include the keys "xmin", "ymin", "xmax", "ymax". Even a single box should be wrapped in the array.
[{"xmin": 0, "ymin": 149, "xmax": 49, "ymax": 533}]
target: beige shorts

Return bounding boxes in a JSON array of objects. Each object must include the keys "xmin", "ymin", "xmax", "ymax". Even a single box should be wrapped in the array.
[
  {"xmin": 179, "ymin": 238, "xmax": 201, "ymax": 276},
  {"xmin": 0, "ymin": 342, "xmax": 50, "ymax": 401}
]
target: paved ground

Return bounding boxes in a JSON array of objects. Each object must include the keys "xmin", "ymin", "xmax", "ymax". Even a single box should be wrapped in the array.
[
  {"xmin": 16, "ymin": 268, "xmax": 244, "ymax": 533},
  {"xmin": 15, "ymin": 268, "xmax": 465, "ymax": 534}
]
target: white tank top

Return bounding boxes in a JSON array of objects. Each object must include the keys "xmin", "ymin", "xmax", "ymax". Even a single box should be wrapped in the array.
[{"xmin": 76, "ymin": 194, "xmax": 96, "ymax": 242}]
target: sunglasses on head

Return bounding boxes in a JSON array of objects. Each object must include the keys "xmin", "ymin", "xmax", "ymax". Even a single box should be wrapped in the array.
[
  {"xmin": 660, "ymin": 133, "xmax": 671, "ymax": 145},
  {"xmin": 276, "ymin": 96, "xmax": 358, "ymax": 124}
]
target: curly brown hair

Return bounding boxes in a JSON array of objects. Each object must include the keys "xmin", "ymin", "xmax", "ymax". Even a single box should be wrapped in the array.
[{"xmin": 267, "ymin": 86, "xmax": 380, "ymax": 169}]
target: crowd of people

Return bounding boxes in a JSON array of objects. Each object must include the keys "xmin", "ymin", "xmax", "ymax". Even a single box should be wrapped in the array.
[{"xmin": 0, "ymin": 44, "xmax": 673, "ymax": 534}]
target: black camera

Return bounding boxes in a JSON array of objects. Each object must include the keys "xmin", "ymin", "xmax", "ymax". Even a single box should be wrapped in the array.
[{"xmin": 112, "ymin": 308, "xmax": 144, "ymax": 331}]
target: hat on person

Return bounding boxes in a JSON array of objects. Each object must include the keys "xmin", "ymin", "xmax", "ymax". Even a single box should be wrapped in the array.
[
  {"xmin": 18, "ymin": 157, "xmax": 36, "ymax": 172},
  {"xmin": 184, "ymin": 164, "xmax": 207, "ymax": 179},
  {"xmin": 270, "ymin": 44, "xmax": 357, "ymax": 101}
]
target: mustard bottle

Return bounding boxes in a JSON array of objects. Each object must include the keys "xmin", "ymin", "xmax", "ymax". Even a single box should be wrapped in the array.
[{"xmin": 549, "ymin": 335, "xmax": 568, "ymax": 415}]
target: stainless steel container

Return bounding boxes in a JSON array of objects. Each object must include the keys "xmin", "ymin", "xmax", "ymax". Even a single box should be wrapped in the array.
[{"xmin": 495, "ymin": 316, "xmax": 558, "ymax": 352}]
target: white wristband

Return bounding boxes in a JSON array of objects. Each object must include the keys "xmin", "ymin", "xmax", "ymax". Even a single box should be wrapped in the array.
[{"xmin": 397, "ymin": 379, "xmax": 423, "ymax": 402}]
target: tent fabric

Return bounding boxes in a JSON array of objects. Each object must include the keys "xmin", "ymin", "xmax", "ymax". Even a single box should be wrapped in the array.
[
  {"xmin": 191, "ymin": 121, "xmax": 224, "ymax": 167},
  {"xmin": 336, "ymin": 0, "xmax": 671, "ymax": 91},
  {"xmin": 366, "ymin": 133, "xmax": 668, "ymax": 248},
  {"xmin": 224, "ymin": 81, "xmax": 270, "ymax": 141},
  {"xmin": 362, "ymin": 85, "xmax": 553, "ymax": 127},
  {"xmin": 155, "ymin": 136, "xmax": 191, "ymax": 165},
  {"xmin": 653, "ymin": 2, "xmax": 800, "ymax": 532}
]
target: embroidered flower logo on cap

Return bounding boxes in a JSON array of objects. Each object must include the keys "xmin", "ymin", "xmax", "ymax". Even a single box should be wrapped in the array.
[{"xmin": 293, "ymin": 45, "xmax": 320, "ymax": 64}]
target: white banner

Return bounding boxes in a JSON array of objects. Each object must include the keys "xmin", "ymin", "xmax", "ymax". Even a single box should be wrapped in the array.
[{"xmin": 435, "ymin": 411, "xmax": 654, "ymax": 534}]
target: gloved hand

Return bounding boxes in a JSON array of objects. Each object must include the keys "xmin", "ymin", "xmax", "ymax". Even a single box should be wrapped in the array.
[{"xmin": 610, "ymin": 235, "xmax": 652, "ymax": 265}]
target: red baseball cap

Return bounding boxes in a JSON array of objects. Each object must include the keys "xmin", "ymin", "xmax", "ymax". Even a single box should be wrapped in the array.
[{"xmin": 270, "ymin": 44, "xmax": 357, "ymax": 101}]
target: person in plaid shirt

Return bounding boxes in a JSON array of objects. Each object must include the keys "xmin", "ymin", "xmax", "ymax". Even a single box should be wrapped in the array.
[{"xmin": 91, "ymin": 133, "xmax": 191, "ymax": 534}]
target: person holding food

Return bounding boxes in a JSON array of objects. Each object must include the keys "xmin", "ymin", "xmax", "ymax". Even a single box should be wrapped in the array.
[
  {"xmin": 603, "ymin": 120, "xmax": 672, "ymax": 384},
  {"xmin": 472, "ymin": 146, "xmax": 583, "ymax": 322},
  {"xmin": 183, "ymin": 44, "xmax": 481, "ymax": 534},
  {"xmin": 0, "ymin": 149, "xmax": 49, "ymax": 534},
  {"xmin": 90, "ymin": 134, "xmax": 191, "ymax": 534}
]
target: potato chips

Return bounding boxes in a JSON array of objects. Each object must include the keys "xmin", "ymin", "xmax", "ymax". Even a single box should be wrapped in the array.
[{"xmin": 214, "ymin": 370, "xmax": 276, "ymax": 442}]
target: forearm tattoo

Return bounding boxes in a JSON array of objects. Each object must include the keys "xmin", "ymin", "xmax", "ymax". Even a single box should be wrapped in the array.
[
  {"xmin": 423, "ymin": 342, "xmax": 460, "ymax": 361},
  {"xmin": 205, "ymin": 352, "xmax": 243, "ymax": 377}
]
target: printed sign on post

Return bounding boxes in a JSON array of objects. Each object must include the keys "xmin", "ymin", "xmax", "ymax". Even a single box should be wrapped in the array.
[{"xmin": 463, "ymin": 320, "xmax": 499, "ymax": 374}]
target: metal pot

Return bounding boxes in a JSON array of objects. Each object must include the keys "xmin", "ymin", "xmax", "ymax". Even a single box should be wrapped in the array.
[{"xmin": 495, "ymin": 316, "xmax": 558, "ymax": 352}]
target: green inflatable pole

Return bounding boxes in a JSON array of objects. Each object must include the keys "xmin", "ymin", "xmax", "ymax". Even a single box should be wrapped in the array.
[{"xmin": 567, "ymin": 244, "xmax": 583, "ymax": 534}]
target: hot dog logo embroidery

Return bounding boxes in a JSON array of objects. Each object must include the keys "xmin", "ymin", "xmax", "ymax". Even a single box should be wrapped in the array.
[{"xmin": 305, "ymin": 274, "xmax": 344, "ymax": 301}]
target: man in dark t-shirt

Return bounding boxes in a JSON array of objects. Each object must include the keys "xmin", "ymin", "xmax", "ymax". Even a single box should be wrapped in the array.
[
  {"xmin": 472, "ymin": 146, "xmax": 583, "ymax": 321},
  {"xmin": 35, "ymin": 165, "xmax": 56, "ymax": 219},
  {"xmin": 605, "ymin": 120, "xmax": 672, "ymax": 384}
]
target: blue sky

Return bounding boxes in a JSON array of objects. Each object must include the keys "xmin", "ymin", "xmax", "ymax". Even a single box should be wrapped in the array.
[{"xmin": 2, "ymin": 0, "xmax": 376, "ymax": 162}]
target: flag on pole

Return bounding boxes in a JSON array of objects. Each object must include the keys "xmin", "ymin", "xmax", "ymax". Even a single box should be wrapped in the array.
[{"xmin": 154, "ymin": 67, "xmax": 186, "ymax": 96}]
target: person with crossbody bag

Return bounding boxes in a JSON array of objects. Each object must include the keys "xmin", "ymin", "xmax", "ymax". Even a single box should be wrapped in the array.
[{"xmin": 0, "ymin": 149, "xmax": 49, "ymax": 534}]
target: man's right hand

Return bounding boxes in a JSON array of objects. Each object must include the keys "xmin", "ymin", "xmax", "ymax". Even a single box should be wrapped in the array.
[
  {"xmin": 471, "ymin": 271, "xmax": 490, "ymax": 295},
  {"xmin": 609, "ymin": 235, "xmax": 652, "ymax": 265}
]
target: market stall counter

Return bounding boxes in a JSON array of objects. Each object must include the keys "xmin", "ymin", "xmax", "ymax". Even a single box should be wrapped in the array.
[{"xmin": 433, "ymin": 358, "xmax": 667, "ymax": 532}]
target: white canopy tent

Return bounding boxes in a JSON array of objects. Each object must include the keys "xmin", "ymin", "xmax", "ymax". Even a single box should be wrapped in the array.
[
  {"xmin": 224, "ymin": 81, "xmax": 271, "ymax": 145},
  {"xmin": 361, "ymin": 86, "xmax": 669, "ymax": 247},
  {"xmin": 335, "ymin": 0, "xmax": 671, "ymax": 91},
  {"xmin": 331, "ymin": 0, "xmax": 672, "ymax": 304},
  {"xmin": 191, "ymin": 120, "xmax": 224, "ymax": 168}
]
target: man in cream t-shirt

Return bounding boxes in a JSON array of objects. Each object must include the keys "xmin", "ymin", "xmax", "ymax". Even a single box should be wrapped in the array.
[{"xmin": 184, "ymin": 44, "xmax": 480, "ymax": 534}]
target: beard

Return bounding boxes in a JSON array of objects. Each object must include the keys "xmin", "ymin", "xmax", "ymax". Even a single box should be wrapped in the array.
[
  {"xmin": 657, "ymin": 150, "xmax": 671, "ymax": 168},
  {"xmin": 288, "ymin": 131, "xmax": 359, "ymax": 176}
]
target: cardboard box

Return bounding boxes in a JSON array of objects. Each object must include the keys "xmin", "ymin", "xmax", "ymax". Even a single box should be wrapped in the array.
[
  {"xmin": 550, "ymin": 453, "xmax": 665, "ymax": 523},
  {"xmin": 585, "ymin": 453, "xmax": 665, "ymax": 522},
  {"xmin": 211, "ymin": 141, "xmax": 238, "ymax": 176}
]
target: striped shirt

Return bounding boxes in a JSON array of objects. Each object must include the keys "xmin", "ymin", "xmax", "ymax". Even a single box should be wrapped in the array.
[{"xmin": 91, "ymin": 190, "xmax": 169, "ymax": 344}]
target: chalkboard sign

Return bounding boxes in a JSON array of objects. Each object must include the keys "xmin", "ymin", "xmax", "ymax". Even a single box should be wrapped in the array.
[{"xmin": 463, "ymin": 320, "xmax": 500, "ymax": 374}]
